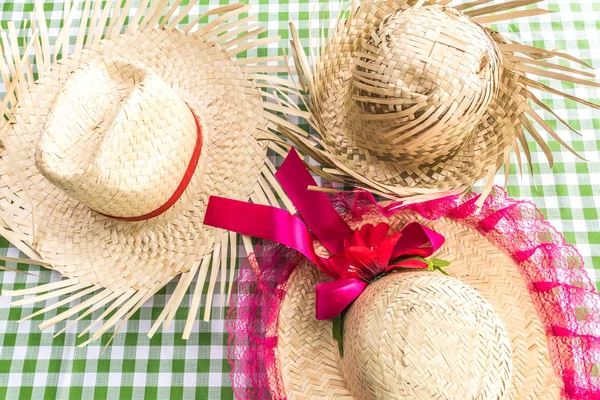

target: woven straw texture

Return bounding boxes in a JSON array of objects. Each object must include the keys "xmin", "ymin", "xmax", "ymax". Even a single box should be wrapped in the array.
[
  {"xmin": 0, "ymin": 0, "xmax": 287, "ymax": 345},
  {"xmin": 36, "ymin": 57, "xmax": 206, "ymax": 218},
  {"xmin": 340, "ymin": 272, "xmax": 513, "ymax": 399},
  {"xmin": 320, "ymin": 5, "xmax": 506, "ymax": 188},
  {"xmin": 265, "ymin": 0, "xmax": 599, "ymax": 202},
  {"xmin": 277, "ymin": 211, "xmax": 561, "ymax": 399},
  {"xmin": 0, "ymin": 1, "xmax": 599, "ymax": 399}
]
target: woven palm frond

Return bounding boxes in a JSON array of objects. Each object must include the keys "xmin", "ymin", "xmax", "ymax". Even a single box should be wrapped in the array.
[{"xmin": 262, "ymin": 0, "xmax": 599, "ymax": 204}]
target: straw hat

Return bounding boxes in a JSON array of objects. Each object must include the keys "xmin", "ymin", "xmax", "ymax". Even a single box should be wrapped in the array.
[
  {"xmin": 280, "ymin": 268, "xmax": 515, "ymax": 398},
  {"xmin": 0, "ymin": 1, "xmax": 288, "ymax": 344},
  {"xmin": 265, "ymin": 0, "xmax": 599, "ymax": 202},
  {"xmin": 225, "ymin": 186, "xmax": 600, "ymax": 399},
  {"xmin": 274, "ymin": 214, "xmax": 559, "ymax": 398}
]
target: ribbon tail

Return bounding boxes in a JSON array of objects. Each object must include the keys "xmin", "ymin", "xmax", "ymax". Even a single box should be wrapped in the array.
[
  {"xmin": 204, "ymin": 196, "xmax": 337, "ymax": 277},
  {"xmin": 315, "ymin": 278, "xmax": 368, "ymax": 320},
  {"xmin": 276, "ymin": 149, "xmax": 352, "ymax": 254}
]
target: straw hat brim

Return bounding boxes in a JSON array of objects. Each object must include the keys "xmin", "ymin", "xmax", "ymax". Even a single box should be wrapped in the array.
[{"xmin": 275, "ymin": 209, "xmax": 561, "ymax": 398}]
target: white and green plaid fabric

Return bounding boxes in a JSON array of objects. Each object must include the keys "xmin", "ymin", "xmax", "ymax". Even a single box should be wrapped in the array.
[{"xmin": 0, "ymin": 0, "xmax": 599, "ymax": 399}]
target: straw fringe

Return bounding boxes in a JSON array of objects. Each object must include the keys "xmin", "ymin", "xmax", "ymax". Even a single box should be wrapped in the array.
[
  {"xmin": 0, "ymin": 0, "xmax": 290, "ymax": 345},
  {"xmin": 203, "ymin": 234, "xmax": 222, "ymax": 322},
  {"xmin": 499, "ymin": 42, "xmax": 594, "ymax": 68},
  {"xmin": 78, "ymin": 289, "xmax": 135, "ymax": 338},
  {"xmin": 0, "ymin": 254, "xmax": 46, "ymax": 268},
  {"xmin": 103, "ymin": 282, "xmax": 165, "ymax": 349},
  {"xmin": 523, "ymin": 88, "xmax": 582, "ymax": 136},
  {"xmin": 10, "ymin": 281, "xmax": 92, "ymax": 307},
  {"xmin": 53, "ymin": 290, "xmax": 123, "ymax": 337},
  {"xmin": 261, "ymin": 0, "xmax": 598, "ymax": 203},
  {"xmin": 474, "ymin": 8, "xmax": 553, "ymax": 24},
  {"xmin": 182, "ymin": 255, "xmax": 212, "ymax": 340},
  {"xmin": 78, "ymin": 288, "xmax": 149, "ymax": 347},
  {"xmin": 464, "ymin": 0, "xmax": 544, "ymax": 17},
  {"xmin": 38, "ymin": 288, "xmax": 114, "ymax": 331},
  {"xmin": 454, "ymin": 0, "xmax": 494, "ymax": 11},
  {"xmin": 0, "ymin": 224, "xmax": 41, "ymax": 261},
  {"xmin": 505, "ymin": 54, "xmax": 596, "ymax": 78},
  {"xmin": 20, "ymin": 286, "xmax": 100, "ymax": 323},
  {"xmin": 147, "ymin": 244, "xmax": 212, "ymax": 339},
  {"xmin": 226, "ymin": 231, "xmax": 238, "ymax": 307}
]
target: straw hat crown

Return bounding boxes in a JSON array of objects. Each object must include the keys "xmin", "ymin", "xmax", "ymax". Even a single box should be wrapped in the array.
[
  {"xmin": 346, "ymin": 5, "xmax": 501, "ymax": 166},
  {"xmin": 36, "ymin": 57, "xmax": 201, "ymax": 218},
  {"xmin": 339, "ymin": 271, "xmax": 512, "ymax": 399}
]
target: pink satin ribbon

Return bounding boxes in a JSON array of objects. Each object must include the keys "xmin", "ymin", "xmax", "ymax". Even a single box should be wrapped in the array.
[
  {"xmin": 315, "ymin": 279, "xmax": 369, "ymax": 319},
  {"xmin": 204, "ymin": 149, "xmax": 445, "ymax": 319},
  {"xmin": 276, "ymin": 150, "xmax": 352, "ymax": 254}
]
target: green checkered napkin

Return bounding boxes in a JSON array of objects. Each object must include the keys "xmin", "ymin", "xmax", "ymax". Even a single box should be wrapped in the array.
[{"xmin": 0, "ymin": 0, "xmax": 599, "ymax": 399}]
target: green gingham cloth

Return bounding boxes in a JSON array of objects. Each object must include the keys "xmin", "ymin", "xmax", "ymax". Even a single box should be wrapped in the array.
[{"xmin": 0, "ymin": 0, "xmax": 599, "ymax": 399}]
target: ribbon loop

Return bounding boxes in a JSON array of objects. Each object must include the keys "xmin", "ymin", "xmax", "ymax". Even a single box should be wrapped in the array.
[
  {"xmin": 392, "ymin": 222, "xmax": 445, "ymax": 258},
  {"xmin": 275, "ymin": 149, "xmax": 352, "ymax": 254},
  {"xmin": 204, "ymin": 197, "xmax": 336, "ymax": 277}
]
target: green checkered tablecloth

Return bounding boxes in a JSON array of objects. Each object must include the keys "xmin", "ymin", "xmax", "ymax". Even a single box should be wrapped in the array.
[{"xmin": 0, "ymin": 0, "xmax": 599, "ymax": 399}]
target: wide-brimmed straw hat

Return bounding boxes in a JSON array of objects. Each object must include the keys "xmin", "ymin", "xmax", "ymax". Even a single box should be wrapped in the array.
[
  {"xmin": 274, "ymin": 219, "xmax": 549, "ymax": 399},
  {"xmin": 0, "ymin": 1, "xmax": 287, "ymax": 344},
  {"xmin": 265, "ymin": 0, "xmax": 600, "ymax": 202},
  {"xmin": 206, "ymin": 151, "xmax": 600, "ymax": 399}
]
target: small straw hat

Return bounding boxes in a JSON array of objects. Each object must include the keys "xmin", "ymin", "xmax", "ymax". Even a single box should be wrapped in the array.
[
  {"xmin": 224, "ymin": 185, "xmax": 600, "ymax": 399},
  {"xmin": 0, "ymin": 1, "xmax": 288, "ymax": 344},
  {"xmin": 265, "ymin": 0, "xmax": 600, "ymax": 202}
]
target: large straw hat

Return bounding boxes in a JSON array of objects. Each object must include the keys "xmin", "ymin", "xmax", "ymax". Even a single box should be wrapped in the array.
[
  {"xmin": 226, "ymin": 187, "xmax": 600, "ymax": 399},
  {"xmin": 265, "ymin": 0, "xmax": 600, "ymax": 202},
  {"xmin": 0, "ymin": 1, "xmax": 287, "ymax": 344}
]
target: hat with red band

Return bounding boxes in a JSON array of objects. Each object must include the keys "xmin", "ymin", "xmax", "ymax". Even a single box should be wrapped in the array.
[
  {"xmin": 0, "ymin": 1, "xmax": 284, "ymax": 344},
  {"xmin": 205, "ymin": 150, "xmax": 600, "ymax": 400}
]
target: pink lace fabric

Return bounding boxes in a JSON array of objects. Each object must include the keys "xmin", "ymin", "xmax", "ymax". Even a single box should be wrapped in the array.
[
  {"xmin": 226, "ymin": 186, "xmax": 600, "ymax": 400},
  {"xmin": 227, "ymin": 242, "xmax": 300, "ymax": 400}
]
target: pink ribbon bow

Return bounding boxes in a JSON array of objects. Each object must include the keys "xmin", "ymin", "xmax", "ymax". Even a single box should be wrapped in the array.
[{"xmin": 204, "ymin": 149, "xmax": 445, "ymax": 320}]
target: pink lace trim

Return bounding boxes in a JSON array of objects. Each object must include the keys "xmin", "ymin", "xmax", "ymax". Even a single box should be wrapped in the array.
[{"xmin": 227, "ymin": 186, "xmax": 600, "ymax": 400}]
